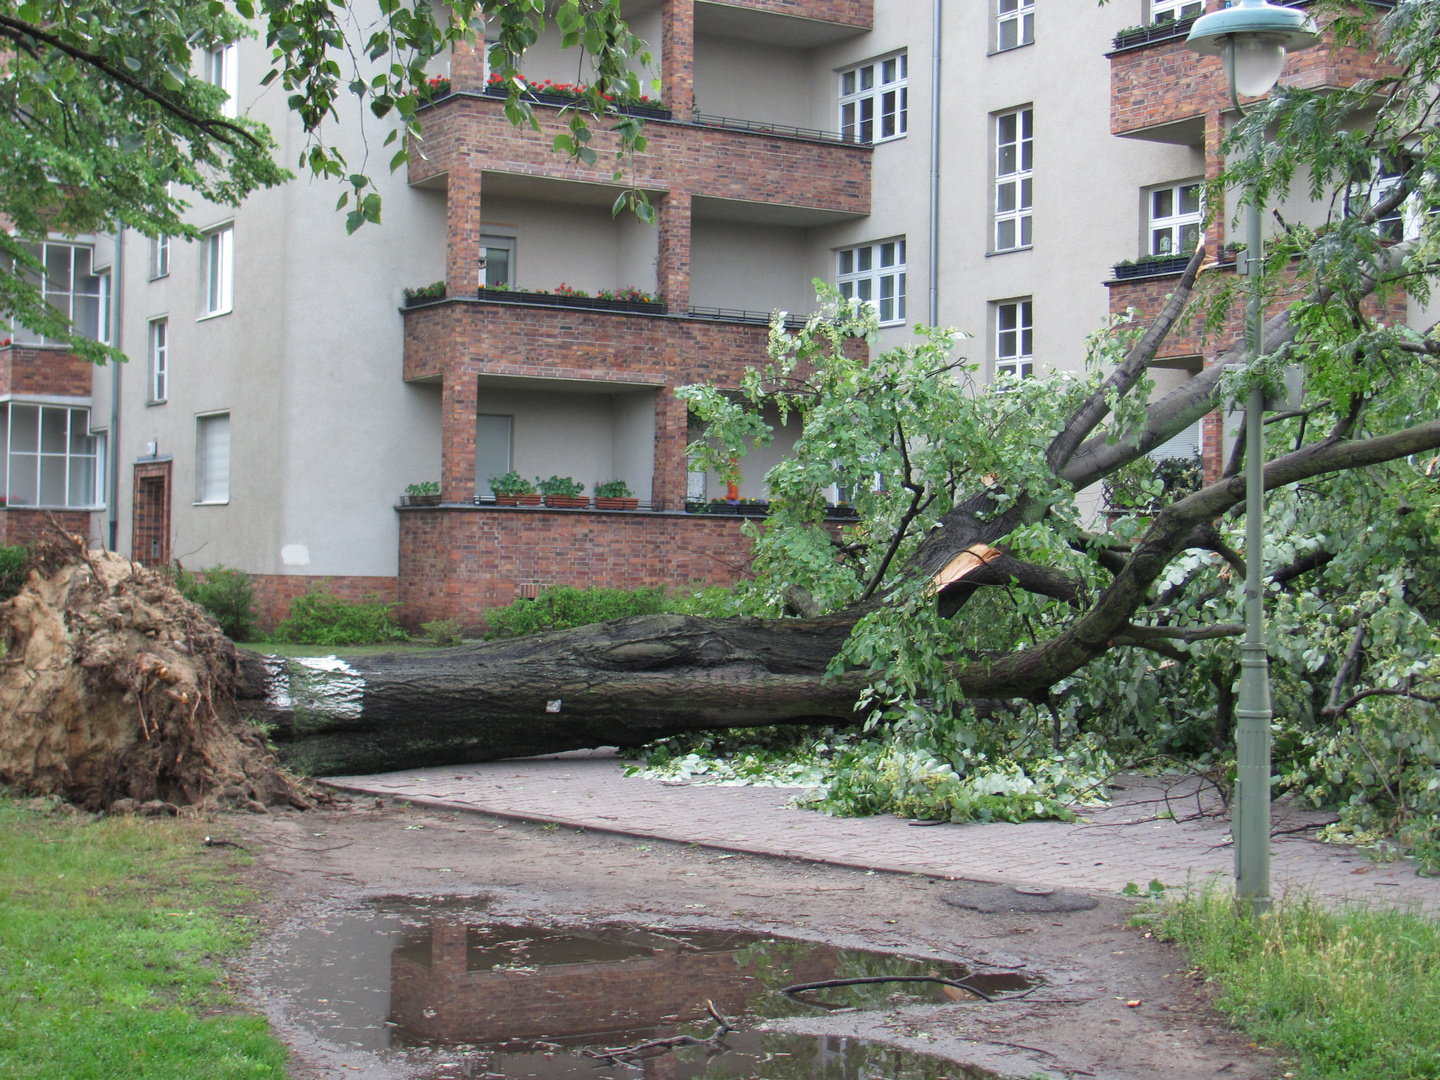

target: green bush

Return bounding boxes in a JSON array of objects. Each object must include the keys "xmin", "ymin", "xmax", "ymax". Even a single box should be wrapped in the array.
[
  {"xmin": 485, "ymin": 584, "xmax": 670, "ymax": 638},
  {"xmin": 0, "ymin": 543, "xmax": 31, "ymax": 601},
  {"xmin": 173, "ymin": 566, "xmax": 257, "ymax": 641},
  {"xmin": 270, "ymin": 590, "xmax": 408, "ymax": 646},
  {"xmin": 420, "ymin": 618, "xmax": 464, "ymax": 646}
]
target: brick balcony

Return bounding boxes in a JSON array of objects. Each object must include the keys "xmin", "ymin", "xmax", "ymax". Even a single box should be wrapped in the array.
[
  {"xmin": 1110, "ymin": 6, "xmax": 1398, "ymax": 141},
  {"xmin": 403, "ymin": 297, "xmax": 827, "ymax": 508},
  {"xmin": 707, "ymin": 0, "xmax": 872, "ymax": 30},
  {"xmin": 0, "ymin": 343, "xmax": 94, "ymax": 398}
]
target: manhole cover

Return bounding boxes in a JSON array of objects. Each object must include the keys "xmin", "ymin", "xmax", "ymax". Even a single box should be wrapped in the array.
[{"xmin": 941, "ymin": 884, "xmax": 1100, "ymax": 913}]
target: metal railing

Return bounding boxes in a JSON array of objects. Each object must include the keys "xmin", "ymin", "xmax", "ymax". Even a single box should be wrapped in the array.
[
  {"xmin": 687, "ymin": 306, "xmax": 809, "ymax": 330},
  {"xmin": 692, "ymin": 113, "xmax": 866, "ymax": 146}
]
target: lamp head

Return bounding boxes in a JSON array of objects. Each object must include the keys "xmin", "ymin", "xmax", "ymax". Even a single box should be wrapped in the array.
[{"xmin": 1187, "ymin": 0, "xmax": 1321, "ymax": 98}]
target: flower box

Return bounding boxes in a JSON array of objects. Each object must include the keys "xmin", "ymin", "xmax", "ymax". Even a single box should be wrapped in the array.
[
  {"xmin": 496, "ymin": 493, "xmax": 543, "ymax": 506},
  {"xmin": 480, "ymin": 83, "xmax": 671, "ymax": 120},
  {"xmin": 1112, "ymin": 254, "xmax": 1194, "ymax": 280},
  {"xmin": 1110, "ymin": 15, "xmax": 1199, "ymax": 52},
  {"xmin": 401, "ymin": 494, "xmax": 442, "ymax": 507},
  {"xmin": 543, "ymin": 494, "xmax": 591, "ymax": 509},
  {"xmin": 476, "ymin": 288, "xmax": 666, "ymax": 315},
  {"xmin": 594, "ymin": 496, "xmax": 640, "ymax": 511}
]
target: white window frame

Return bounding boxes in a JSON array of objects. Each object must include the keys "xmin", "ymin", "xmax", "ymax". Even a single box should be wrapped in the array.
[
  {"xmin": 1148, "ymin": 180, "xmax": 1203, "ymax": 257},
  {"xmin": 149, "ymin": 319, "xmax": 169, "ymax": 404},
  {"xmin": 205, "ymin": 42, "xmax": 239, "ymax": 119},
  {"xmin": 994, "ymin": 108, "xmax": 1034, "ymax": 252},
  {"xmin": 995, "ymin": 299, "xmax": 1034, "ymax": 380},
  {"xmin": 1150, "ymin": 0, "xmax": 1203, "ymax": 25},
  {"xmin": 837, "ymin": 239, "xmax": 907, "ymax": 326},
  {"xmin": 10, "ymin": 242, "xmax": 105, "ymax": 345},
  {"xmin": 0, "ymin": 402, "xmax": 106, "ymax": 509},
  {"xmin": 996, "ymin": 0, "xmax": 1035, "ymax": 51},
  {"xmin": 195, "ymin": 411, "xmax": 231, "ymax": 505},
  {"xmin": 151, "ymin": 235, "xmax": 170, "ymax": 280},
  {"xmin": 1347, "ymin": 156, "xmax": 1433, "ymax": 244},
  {"xmin": 839, "ymin": 53, "xmax": 908, "ymax": 144},
  {"xmin": 200, "ymin": 224, "xmax": 233, "ymax": 318}
]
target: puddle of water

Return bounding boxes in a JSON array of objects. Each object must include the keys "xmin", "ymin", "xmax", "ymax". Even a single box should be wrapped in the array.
[{"xmin": 265, "ymin": 899, "xmax": 1032, "ymax": 1077}]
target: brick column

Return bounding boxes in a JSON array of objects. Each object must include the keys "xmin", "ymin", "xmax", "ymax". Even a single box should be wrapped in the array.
[
  {"xmin": 442, "ymin": 369, "xmax": 477, "ymax": 503},
  {"xmin": 656, "ymin": 188, "xmax": 691, "ymax": 314},
  {"xmin": 660, "ymin": 0, "xmax": 694, "ymax": 121},
  {"xmin": 446, "ymin": 165, "xmax": 482, "ymax": 298},
  {"xmin": 430, "ymin": 920, "xmax": 469, "ymax": 977},
  {"xmin": 451, "ymin": 39, "xmax": 487, "ymax": 93},
  {"xmin": 653, "ymin": 389, "xmax": 690, "ymax": 511}
]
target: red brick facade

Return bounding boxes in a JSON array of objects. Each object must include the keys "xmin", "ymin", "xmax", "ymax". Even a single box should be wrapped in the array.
[
  {"xmin": 0, "ymin": 343, "xmax": 94, "ymax": 397},
  {"xmin": 0, "ymin": 509, "xmax": 93, "ymax": 547},
  {"xmin": 249, "ymin": 573, "xmax": 402, "ymax": 632},
  {"xmin": 398, "ymin": 506, "xmax": 759, "ymax": 629},
  {"xmin": 1110, "ymin": 4, "xmax": 1398, "ymax": 138}
]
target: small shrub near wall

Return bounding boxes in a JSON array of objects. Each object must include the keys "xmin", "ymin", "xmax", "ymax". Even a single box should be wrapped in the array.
[
  {"xmin": 270, "ymin": 590, "xmax": 409, "ymax": 646},
  {"xmin": 0, "ymin": 544, "xmax": 31, "ymax": 601},
  {"xmin": 172, "ymin": 566, "xmax": 257, "ymax": 642},
  {"xmin": 485, "ymin": 585, "xmax": 670, "ymax": 639}
]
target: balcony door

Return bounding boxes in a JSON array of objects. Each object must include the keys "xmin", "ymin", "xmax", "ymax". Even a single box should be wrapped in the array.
[{"xmin": 474, "ymin": 414, "xmax": 513, "ymax": 497}]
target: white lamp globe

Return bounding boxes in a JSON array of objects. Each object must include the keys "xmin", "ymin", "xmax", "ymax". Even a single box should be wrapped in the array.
[{"xmin": 1226, "ymin": 35, "xmax": 1289, "ymax": 97}]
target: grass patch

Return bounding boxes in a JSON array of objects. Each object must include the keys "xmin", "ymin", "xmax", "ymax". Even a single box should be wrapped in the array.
[
  {"xmin": 0, "ymin": 797, "xmax": 289, "ymax": 1079},
  {"xmin": 1155, "ymin": 887, "xmax": 1440, "ymax": 1079}
]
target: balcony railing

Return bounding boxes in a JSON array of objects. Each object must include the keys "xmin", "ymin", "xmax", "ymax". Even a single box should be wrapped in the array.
[
  {"xmin": 692, "ymin": 113, "xmax": 865, "ymax": 146},
  {"xmin": 1109, "ymin": 15, "xmax": 1200, "ymax": 53},
  {"xmin": 687, "ymin": 305, "xmax": 808, "ymax": 329}
]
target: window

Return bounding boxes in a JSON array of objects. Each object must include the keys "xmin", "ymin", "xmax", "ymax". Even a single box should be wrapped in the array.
[
  {"xmin": 204, "ymin": 43, "xmax": 239, "ymax": 119},
  {"xmin": 1346, "ymin": 156, "xmax": 1435, "ymax": 243},
  {"xmin": 201, "ymin": 225, "xmax": 233, "ymax": 317},
  {"xmin": 151, "ymin": 235, "xmax": 170, "ymax": 279},
  {"xmin": 195, "ymin": 413, "xmax": 230, "ymax": 503},
  {"xmin": 149, "ymin": 319, "xmax": 168, "ymax": 403},
  {"xmin": 10, "ymin": 242, "xmax": 104, "ymax": 345},
  {"xmin": 995, "ymin": 299, "xmax": 1034, "ymax": 379},
  {"xmin": 1149, "ymin": 181, "xmax": 1202, "ymax": 256},
  {"xmin": 0, "ymin": 403, "xmax": 105, "ymax": 508},
  {"xmin": 840, "ymin": 53, "xmax": 907, "ymax": 144},
  {"xmin": 1151, "ymin": 0, "xmax": 1202, "ymax": 24},
  {"xmin": 997, "ymin": 0, "xmax": 1034, "ymax": 50},
  {"xmin": 474, "ymin": 414, "xmax": 513, "ymax": 495},
  {"xmin": 994, "ymin": 108, "xmax": 1034, "ymax": 251},
  {"xmin": 479, "ymin": 235, "xmax": 516, "ymax": 289},
  {"xmin": 838, "ymin": 240, "xmax": 907, "ymax": 325}
]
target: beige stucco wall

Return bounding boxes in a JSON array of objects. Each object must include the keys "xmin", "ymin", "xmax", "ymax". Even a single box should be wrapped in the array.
[
  {"xmin": 476, "ymin": 383, "xmax": 657, "ymax": 497},
  {"xmin": 693, "ymin": 36, "xmax": 815, "ymax": 127},
  {"xmin": 481, "ymin": 196, "xmax": 659, "ymax": 295},
  {"xmin": 689, "ymin": 220, "xmax": 816, "ymax": 313}
]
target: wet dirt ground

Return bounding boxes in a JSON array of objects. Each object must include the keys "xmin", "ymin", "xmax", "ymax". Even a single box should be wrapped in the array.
[{"xmin": 230, "ymin": 799, "xmax": 1281, "ymax": 1080}]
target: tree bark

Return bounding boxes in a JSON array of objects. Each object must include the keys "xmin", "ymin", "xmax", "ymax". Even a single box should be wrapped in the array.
[{"xmin": 238, "ymin": 614, "xmax": 867, "ymax": 776}]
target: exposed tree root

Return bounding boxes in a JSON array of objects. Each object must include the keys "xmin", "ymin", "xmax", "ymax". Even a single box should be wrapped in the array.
[{"xmin": 0, "ymin": 533, "xmax": 314, "ymax": 813}]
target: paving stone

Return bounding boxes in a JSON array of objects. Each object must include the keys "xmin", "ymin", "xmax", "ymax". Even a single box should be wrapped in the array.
[{"xmin": 322, "ymin": 750, "xmax": 1440, "ymax": 911}]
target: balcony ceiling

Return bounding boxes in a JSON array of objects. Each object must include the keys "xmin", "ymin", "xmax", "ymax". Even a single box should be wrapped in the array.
[
  {"xmin": 481, "ymin": 172, "xmax": 667, "ymax": 206},
  {"xmin": 695, "ymin": 1, "xmax": 868, "ymax": 47},
  {"xmin": 692, "ymin": 194, "xmax": 865, "ymax": 228},
  {"xmin": 477, "ymin": 373, "xmax": 664, "ymax": 394}
]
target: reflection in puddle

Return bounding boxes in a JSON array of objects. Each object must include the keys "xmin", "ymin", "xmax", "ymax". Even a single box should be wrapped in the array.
[{"xmin": 268, "ymin": 899, "xmax": 1033, "ymax": 1078}]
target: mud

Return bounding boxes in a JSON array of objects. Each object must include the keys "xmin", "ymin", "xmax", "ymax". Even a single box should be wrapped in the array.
[{"xmin": 229, "ymin": 800, "xmax": 1281, "ymax": 1080}]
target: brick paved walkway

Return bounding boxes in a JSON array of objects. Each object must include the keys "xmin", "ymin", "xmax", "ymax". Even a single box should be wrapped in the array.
[{"xmin": 323, "ymin": 750, "xmax": 1440, "ymax": 910}]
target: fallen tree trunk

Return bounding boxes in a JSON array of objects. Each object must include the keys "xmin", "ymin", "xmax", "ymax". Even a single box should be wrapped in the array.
[{"xmin": 238, "ymin": 614, "xmax": 867, "ymax": 776}]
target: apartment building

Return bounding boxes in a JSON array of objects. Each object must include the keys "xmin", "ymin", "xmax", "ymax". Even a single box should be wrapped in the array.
[{"xmin": 0, "ymin": 0, "xmax": 1422, "ymax": 629}]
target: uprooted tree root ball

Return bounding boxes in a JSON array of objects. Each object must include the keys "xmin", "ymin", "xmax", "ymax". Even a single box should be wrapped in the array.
[{"xmin": 0, "ymin": 534, "xmax": 313, "ymax": 813}]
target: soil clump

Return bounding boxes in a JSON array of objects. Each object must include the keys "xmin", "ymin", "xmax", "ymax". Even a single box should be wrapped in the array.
[{"xmin": 0, "ymin": 536, "xmax": 311, "ymax": 812}]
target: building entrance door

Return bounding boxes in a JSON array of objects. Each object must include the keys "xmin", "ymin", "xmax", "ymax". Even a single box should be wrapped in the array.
[{"xmin": 132, "ymin": 461, "xmax": 172, "ymax": 567}]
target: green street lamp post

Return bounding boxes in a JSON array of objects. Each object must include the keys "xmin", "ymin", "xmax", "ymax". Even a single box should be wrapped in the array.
[{"xmin": 1186, "ymin": 0, "xmax": 1320, "ymax": 912}]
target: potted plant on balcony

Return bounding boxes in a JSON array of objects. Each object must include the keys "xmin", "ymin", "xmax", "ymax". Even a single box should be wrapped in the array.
[
  {"xmin": 403, "ymin": 481, "xmax": 442, "ymax": 507},
  {"xmin": 593, "ymin": 480, "xmax": 639, "ymax": 511},
  {"xmin": 489, "ymin": 471, "xmax": 541, "ymax": 506},
  {"xmin": 538, "ymin": 475, "xmax": 589, "ymax": 509}
]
